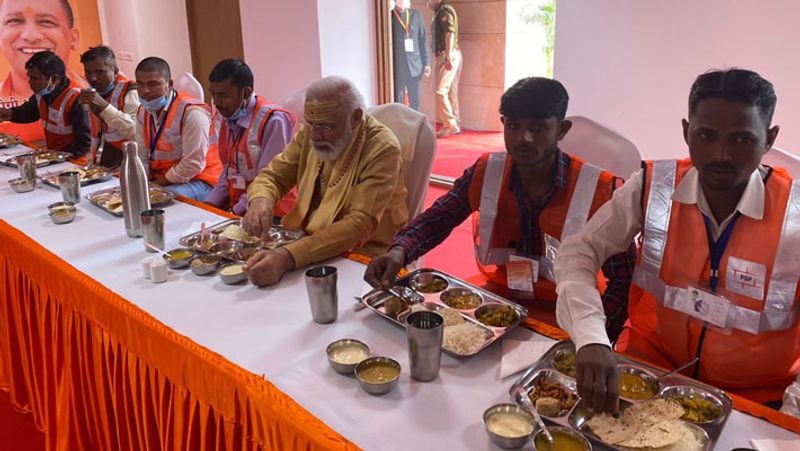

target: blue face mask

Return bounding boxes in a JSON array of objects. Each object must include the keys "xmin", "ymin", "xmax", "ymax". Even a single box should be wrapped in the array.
[
  {"xmin": 99, "ymin": 81, "xmax": 115, "ymax": 96},
  {"xmin": 37, "ymin": 78, "xmax": 55, "ymax": 97},
  {"xmin": 228, "ymin": 103, "xmax": 247, "ymax": 123},
  {"xmin": 141, "ymin": 95, "xmax": 168, "ymax": 113}
]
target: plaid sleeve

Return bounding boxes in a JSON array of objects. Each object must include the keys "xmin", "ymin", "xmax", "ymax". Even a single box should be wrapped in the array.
[
  {"xmin": 599, "ymin": 241, "xmax": 637, "ymax": 343},
  {"xmin": 393, "ymin": 163, "xmax": 476, "ymax": 263}
]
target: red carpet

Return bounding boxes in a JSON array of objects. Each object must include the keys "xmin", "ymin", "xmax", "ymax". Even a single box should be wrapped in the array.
[{"xmin": 431, "ymin": 129, "xmax": 504, "ymax": 180}]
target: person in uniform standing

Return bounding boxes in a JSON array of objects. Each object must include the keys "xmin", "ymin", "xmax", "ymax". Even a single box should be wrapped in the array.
[
  {"xmin": 428, "ymin": 0, "xmax": 461, "ymax": 138},
  {"xmin": 391, "ymin": 0, "xmax": 429, "ymax": 111}
]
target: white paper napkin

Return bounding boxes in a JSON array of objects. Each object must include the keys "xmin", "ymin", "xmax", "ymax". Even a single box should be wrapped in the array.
[
  {"xmin": 500, "ymin": 338, "xmax": 554, "ymax": 380},
  {"xmin": 750, "ymin": 439, "xmax": 800, "ymax": 451}
]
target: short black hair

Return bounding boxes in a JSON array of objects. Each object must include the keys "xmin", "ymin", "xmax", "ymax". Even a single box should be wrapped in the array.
[
  {"xmin": 25, "ymin": 51, "xmax": 66, "ymax": 78},
  {"xmin": 689, "ymin": 68, "xmax": 777, "ymax": 125},
  {"xmin": 208, "ymin": 59, "xmax": 253, "ymax": 89},
  {"xmin": 80, "ymin": 45, "xmax": 117, "ymax": 66},
  {"xmin": 500, "ymin": 77, "xmax": 569, "ymax": 120},
  {"xmin": 135, "ymin": 57, "xmax": 171, "ymax": 80}
]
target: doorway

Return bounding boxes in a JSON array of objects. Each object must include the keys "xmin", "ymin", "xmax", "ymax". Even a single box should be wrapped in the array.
[{"xmin": 184, "ymin": 0, "xmax": 245, "ymax": 100}]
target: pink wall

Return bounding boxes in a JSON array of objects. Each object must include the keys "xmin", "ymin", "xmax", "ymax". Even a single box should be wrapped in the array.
[
  {"xmin": 554, "ymin": 0, "xmax": 800, "ymax": 160},
  {"xmin": 239, "ymin": 0, "xmax": 323, "ymax": 104}
]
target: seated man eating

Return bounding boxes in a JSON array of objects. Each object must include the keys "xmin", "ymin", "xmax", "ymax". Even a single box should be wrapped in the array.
[{"xmin": 242, "ymin": 76, "xmax": 408, "ymax": 287}]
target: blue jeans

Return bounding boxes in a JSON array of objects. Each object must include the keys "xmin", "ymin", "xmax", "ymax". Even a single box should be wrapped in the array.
[{"xmin": 163, "ymin": 180, "xmax": 213, "ymax": 201}]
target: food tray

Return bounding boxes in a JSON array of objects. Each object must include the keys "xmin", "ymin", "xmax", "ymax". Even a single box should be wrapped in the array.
[
  {"xmin": 1, "ymin": 150, "xmax": 70, "ymax": 167},
  {"xmin": 361, "ymin": 268, "xmax": 528, "ymax": 358},
  {"xmin": 178, "ymin": 218, "xmax": 305, "ymax": 253},
  {"xmin": 0, "ymin": 133, "xmax": 22, "ymax": 148},
  {"xmin": 85, "ymin": 185, "xmax": 176, "ymax": 217},
  {"xmin": 39, "ymin": 166, "xmax": 115, "ymax": 187},
  {"xmin": 509, "ymin": 340, "xmax": 732, "ymax": 450}
]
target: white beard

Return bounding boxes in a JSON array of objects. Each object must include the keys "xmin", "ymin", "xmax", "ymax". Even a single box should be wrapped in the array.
[{"xmin": 312, "ymin": 126, "xmax": 354, "ymax": 162}]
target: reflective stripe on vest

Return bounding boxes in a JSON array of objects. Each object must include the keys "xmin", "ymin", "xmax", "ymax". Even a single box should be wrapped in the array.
[
  {"xmin": 476, "ymin": 153, "xmax": 605, "ymax": 267},
  {"xmin": 477, "ymin": 153, "xmax": 514, "ymax": 265},
  {"xmin": 91, "ymin": 81, "xmax": 130, "ymax": 148},
  {"xmin": 634, "ymin": 167, "xmax": 800, "ymax": 333},
  {"xmin": 241, "ymin": 105, "xmax": 271, "ymax": 180},
  {"xmin": 42, "ymin": 88, "xmax": 78, "ymax": 135},
  {"xmin": 152, "ymin": 99, "xmax": 190, "ymax": 161}
]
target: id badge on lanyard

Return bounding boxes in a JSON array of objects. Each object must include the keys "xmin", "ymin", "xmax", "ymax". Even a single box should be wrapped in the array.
[
  {"xmin": 229, "ymin": 172, "xmax": 246, "ymax": 190},
  {"xmin": 683, "ymin": 284, "xmax": 731, "ymax": 330},
  {"xmin": 404, "ymin": 38, "xmax": 414, "ymax": 53},
  {"xmin": 506, "ymin": 254, "xmax": 539, "ymax": 293}
]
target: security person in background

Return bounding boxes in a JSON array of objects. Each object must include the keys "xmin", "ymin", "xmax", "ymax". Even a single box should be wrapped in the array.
[
  {"xmin": 78, "ymin": 45, "xmax": 139, "ymax": 167},
  {"xmin": 391, "ymin": 0, "xmax": 429, "ymax": 111},
  {"xmin": 0, "ymin": 50, "xmax": 89, "ymax": 157},
  {"xmin": 428, "ymin": 0, "xmax": 461, "ymax": 138}
]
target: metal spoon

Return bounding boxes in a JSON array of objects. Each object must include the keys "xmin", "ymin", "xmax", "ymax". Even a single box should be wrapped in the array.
[
  {"xmin": 657, "ymin": 357, "xmax": 700, "ymax": 382},
  {"xmin": 515, "ymin": 386, "xmax": 553, "ymax": 443}
]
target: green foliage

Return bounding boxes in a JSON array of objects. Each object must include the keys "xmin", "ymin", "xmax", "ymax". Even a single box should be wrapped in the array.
[{"xmin": 520, "ymin": 0, "xmax": 556, "ymax": 77}]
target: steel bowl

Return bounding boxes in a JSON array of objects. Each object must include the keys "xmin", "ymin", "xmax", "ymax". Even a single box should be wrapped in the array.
[
  {"xmin": 47, "ymin": 201, "xmax": 76, "ymax": 224},
  {"xmin": 162, "ymin": 248, "xmax": 195, "ymax": 269},
  {"xmin": 189, "ymin": 254, "xmax": 221, "ymax": 276},
  {"xmin": 659, "ymin": 385, "xmax": 725, "ymax": 423},
  {"xmin": 617, "ymin": 364, "xmax": 660, "ymax": 401},
  {"xmin": 326, "ymin": 339, "xmax": 370, "ymax": 374},
  {"xmin": 409, "ymin": 272, "xmax": 449, "ymax": 293},
  {"xmin": 9, "ymin": 176, "xmax": 35, "ymax": 193},
  {"xmin": 218, "ymin": 263, "xmax": 247, "ymax": 285},
  {"xmin": 482, "ymin": 403, "xmax": 535, "ymax": 449},
  {"xmin": 474, "ymin": 303, "xmax": 520, "ymax": 328},
  {"xmin": 440, "ymin": 287, "xmax": 483, "ymax": 310},
  {"xmin": 354, "ymin": 356, "xmax": 400, "ymax": 396},
  {"xmin": 533, "ymin": 426, "xmax": 592, "ymax": 451},
  {"xmin": 210, "ymin": 240, "xmax": 245, "ymax": 260}
]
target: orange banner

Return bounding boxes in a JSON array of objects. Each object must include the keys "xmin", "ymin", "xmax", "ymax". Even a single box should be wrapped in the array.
[{"xmin": 0, "ymin": 0, "xmax": 102, "ymax": 143}]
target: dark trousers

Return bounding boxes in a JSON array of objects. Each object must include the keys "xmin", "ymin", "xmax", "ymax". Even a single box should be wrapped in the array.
[{"xmin": 393, "ymin": 71, "xmax": 422, "ymax": 111}]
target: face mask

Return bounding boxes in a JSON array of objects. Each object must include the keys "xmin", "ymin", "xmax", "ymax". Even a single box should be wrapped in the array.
[
  {"xmin": 228, "ymin": 102, "xmax": 247, "ymax": 123},
  {"xmin": 141, "ymin": 95, "xmax": 168, "ymax": 113},
  {"xmin": 37, "ymin": 78, "xmax": 55, "ymax": 97},
  {"xmin": 100, "ymin": 81, "xmax": 115, "ymax": 96}
]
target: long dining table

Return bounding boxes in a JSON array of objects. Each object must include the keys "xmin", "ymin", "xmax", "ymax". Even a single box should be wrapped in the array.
[{"xmin": 1, "ymin": 145, "xmax": 799, "ymax": 450}]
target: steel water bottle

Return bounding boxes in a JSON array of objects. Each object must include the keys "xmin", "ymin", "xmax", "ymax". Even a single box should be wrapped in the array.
[{"xmin": 119, "ymin": 141, "xmax": 151, "ymax": 237}]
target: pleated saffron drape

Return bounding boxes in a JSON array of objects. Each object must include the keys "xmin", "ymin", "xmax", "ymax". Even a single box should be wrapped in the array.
[{"xmin": 0, "ymin": 220, "xmax": 360, "ymax": 451}]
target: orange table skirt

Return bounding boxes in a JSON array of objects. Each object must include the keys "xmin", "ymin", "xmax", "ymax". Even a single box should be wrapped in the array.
[{"xmin": 0, "ymin": 220, "xmax": 359, "ymax": 451}]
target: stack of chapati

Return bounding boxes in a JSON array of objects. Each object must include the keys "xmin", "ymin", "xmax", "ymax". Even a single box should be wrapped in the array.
[{"xmin": 586, "ymin": 399, "xmax": 704, "ymax": 450}]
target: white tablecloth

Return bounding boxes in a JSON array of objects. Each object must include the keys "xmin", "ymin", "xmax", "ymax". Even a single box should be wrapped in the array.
[{"xmin": 1, "ymin": 154, "xmax": 797, "ymax": 450}]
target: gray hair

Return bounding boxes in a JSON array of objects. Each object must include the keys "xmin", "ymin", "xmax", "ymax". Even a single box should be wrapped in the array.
[{"xmin": 306, "ymin": 75, "xmax": 365, "ymax": 114}]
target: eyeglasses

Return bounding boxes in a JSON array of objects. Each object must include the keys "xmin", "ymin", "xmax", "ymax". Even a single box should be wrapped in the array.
[{"xmin": 304, "ymin": 120, "xmax": 337, "ymax": 136}]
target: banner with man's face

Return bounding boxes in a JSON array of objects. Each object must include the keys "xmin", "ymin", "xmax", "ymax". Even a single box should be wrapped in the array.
[{"xmin": 0, "ymin": 0, "xmax": 101, "ymax": 143}]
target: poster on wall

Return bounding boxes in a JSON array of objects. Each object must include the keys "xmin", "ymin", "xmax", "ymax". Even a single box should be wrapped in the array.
[{"xmin": 0, "ymin": 0, "xmax": 102, "ymax": 144}]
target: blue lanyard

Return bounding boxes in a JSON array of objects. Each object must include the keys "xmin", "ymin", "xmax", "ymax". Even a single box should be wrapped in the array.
[
  {"xmin": 148, "ymin": 92, "xmax": 176, "ymax": 160},
  {"xmin": 702, "ymin": 212, "xmax": 741, "ymax": 291}
]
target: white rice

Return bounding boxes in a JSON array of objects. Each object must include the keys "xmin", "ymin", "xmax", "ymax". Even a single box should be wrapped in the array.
[
  {"xmin": 408, "ymin": 305, "xmax": 465, "ymax": 326},
  {"xmin": 443, "ymin": 322, "xmax": 489, "ymax": 355}
]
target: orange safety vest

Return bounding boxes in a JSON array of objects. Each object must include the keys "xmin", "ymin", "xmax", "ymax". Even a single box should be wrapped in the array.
[
  {"xmin": 37, "ymin": 79, "xmax": 82, "ymax": 152},
  {"xmin": 89, "ymin": 74, "xmax": 135, "ymax": 163},
  {"xmin": 467, "ymin": 152, "xmax": 617, "ymax": 302},
  {"xmin": 138, "ymin": 90, "xmax": 222, "ymax": 187},
  {"xmin": 625, "ymin": 158, "xmax": 800, "ymax": 402},
  {"xmin": 218, "ymin": 96, "xmax": 292, "ymax": 208}
]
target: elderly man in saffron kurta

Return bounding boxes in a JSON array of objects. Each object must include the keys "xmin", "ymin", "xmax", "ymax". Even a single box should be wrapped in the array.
[{"xmin": 242, "ymin": 76, "xmax": 408, "ymax": 287}]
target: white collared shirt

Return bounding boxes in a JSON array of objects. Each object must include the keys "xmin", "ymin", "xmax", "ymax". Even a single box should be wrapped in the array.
[{"xmin": 554, "ymin": 164, "xmax": 768, "ymax": 350}]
